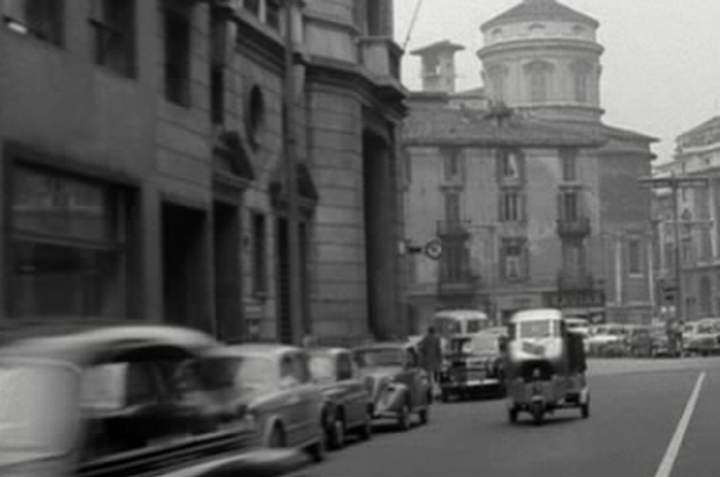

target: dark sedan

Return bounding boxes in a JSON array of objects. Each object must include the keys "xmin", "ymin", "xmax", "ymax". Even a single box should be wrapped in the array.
[
  {"xmin": 308, "ymin": 347, "xmax": 373, "ymax": 449},
  {"xmin": 439, "ymin": 334, "xmax": 506, "ymax": 402},
  {"xmin": 0, "ymin": 324, "xmax": 304, "ymax": 477}
]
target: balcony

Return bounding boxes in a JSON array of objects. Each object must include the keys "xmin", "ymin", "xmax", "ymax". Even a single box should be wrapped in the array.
[
  {"xmin": 437, "ymin": 220, "xmax": 471, "ymax": 238},
  {"xmin": 557, "ymin": 217, "xmax": 591, "ymax": 238},
  {"xmin": 358, "ymin": 36, "xmax": 403, "ymax": 86},
  {"xmin": 557, "ymin": 271, "xmax": 595, "ymax": 291}
]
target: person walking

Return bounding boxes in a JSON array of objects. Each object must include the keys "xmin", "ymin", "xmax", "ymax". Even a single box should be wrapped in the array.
[{"xmin": 418, "ymin": 326, "xmax": 443, "ymax": 395}]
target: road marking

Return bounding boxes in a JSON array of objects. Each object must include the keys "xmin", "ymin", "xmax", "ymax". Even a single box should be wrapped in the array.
[{"xmin": 654, "ymin": 371, "xmax": 706, "ymax": 477}]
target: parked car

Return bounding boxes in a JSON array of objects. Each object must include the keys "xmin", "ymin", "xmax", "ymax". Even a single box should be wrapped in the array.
[
  {"xmin": 649, "ymin": 326, "xmax": 679, "ymax": 358},
  {"xmin": 586, "ymin": 324, "xmax": 628, "ymax": 356},
  {"xmin": 438, "ymin": 333, "xmax": 506, "ymax": 402},
  {"xmin": 0, "ymin": 325, "xmax": 304, "ymax": 476},
  {"xmin": 683, "ymin": 319, "xmax": 720, "ymax": 356},
  {"xmin": 307, "ymin": 347, "xmax": 373, "ymax": 449},
  {"xmin": 628, "ymin": 325, "xmax": 653, "ymax": 357},
  {"xmin": 352, "ymin": 342, "xmax": 432, "ymax": 431},
  {"xmin": 206, "ymin": 344, "xmax": 326, "ymax": 462}
]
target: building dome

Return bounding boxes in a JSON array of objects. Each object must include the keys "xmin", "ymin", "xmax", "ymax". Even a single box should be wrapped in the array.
[
  {"xmin": 481, "ymin": 0, "xmax": 598, "ymax": 32},
  {"xmin": 477, "ymin": 0, "xmax": 604, "ymax": 123}
]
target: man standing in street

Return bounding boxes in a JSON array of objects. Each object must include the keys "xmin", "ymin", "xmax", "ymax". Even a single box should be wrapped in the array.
[{"xmin": 418, "ymin": 326, "xmax": 443, "ymax": 395}]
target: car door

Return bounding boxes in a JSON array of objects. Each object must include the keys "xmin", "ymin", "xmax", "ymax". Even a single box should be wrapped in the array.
[
  {"xmin": 336, "ymin": 352, "xmax": 366, "ymax": 428},
  {"xmin": 406, "ymin": 347, "xmax": 430, "ymax": 409},
  {"xmin": 291, "ymin": 351, "xmax": 322, "ymax": 445},
  {"xmin": 277, "ymin": 352, "xmax": 306, "ymax": 446}
]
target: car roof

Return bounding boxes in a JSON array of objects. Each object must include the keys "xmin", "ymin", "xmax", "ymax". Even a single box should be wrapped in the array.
[
  {"xmin": 0, "ymin": 325, "xmax": 218, "ymax": 365},
  {"xmin": 307, "ymin": 347, "xmax": 348, "ymax": 356},
  {"xmin": 510, "ymin": 308, "xmax": 563, "ymax": 323},
  {"xmin": 211, "ymin": 343, "xmax": 302, "ymax": 358},
  {"xmin": 352, "ymin": 342, "xmax": 410, "ymax": 351}
]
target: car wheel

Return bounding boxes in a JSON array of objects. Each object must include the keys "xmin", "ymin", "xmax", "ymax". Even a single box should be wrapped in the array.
[
  {"xmin": 268, "ymin": 425, "xmax": 286, "ymax": 448},
  {"xmin": 531, "ymin": 403, "xmax": 544, "ymax": 426},
  {"xmin": 508, "ymin": 407, "xmax": 518, "ymax": 424},
  {"xmin": 358, "ymin": 410, "xmax": 373, "ymax": 441},
  {"xmin": 307, "ymin": 437, "xmax": 326, "ymax": 462},
  {"xmin": 397, "ymin": 403, "xmax": 411, "ymax": 431},
  {"xmin": 327, "ymin": 416, "xmax": 345, "ymax": 450},
  {"xmin": 419, "ymin": 406, "xmax": 429, "ymax": 425}
]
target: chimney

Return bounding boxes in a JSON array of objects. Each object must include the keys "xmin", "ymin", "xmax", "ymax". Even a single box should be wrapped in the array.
[{"xmin": 410, "ymin": 40, "xmax": 465, "ymax": 93}]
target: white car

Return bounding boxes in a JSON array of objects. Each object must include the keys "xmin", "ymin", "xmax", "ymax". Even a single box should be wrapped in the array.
[{"xmin": 586, "ymin": 324, "xmax": 627, "ymax": 356}]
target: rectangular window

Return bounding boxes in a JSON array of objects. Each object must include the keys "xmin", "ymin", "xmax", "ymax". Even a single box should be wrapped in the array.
[
  {"xmin": 251, "ymin": 212, "xmax": 266, "ymax": 295},
  {"xmin": 243, "ymin": 0, "xmax": 260, "ymax": 16},
  {"xmin": 265, "ymin": 0, "xmax": 280, "ymax": 29},
  {"xmin": 500, "ymin": 191, "xmax": 521, "ymax": 222},
  {"xmin": 210, "ymin": 65, "xmax": 224, "ymax": 124},
  {"xmin": 3, "ymin": 0, "xmax": 63, "ymax": 45},
  {"xmin": 90, "ymin": 0, "xmax": 136, "ymax": 77},
  {"xmin": 561, "ymin": 192, "xmax": 578, "ymax": 221},
  {"xmin": 9, "ymin": 166, "xmax": 127, "ymax": 318},
  {"xmin": 444, "ymin": 192, "xmax": 460, "ymax": 224},
  {"xmin": 628, "ymin": 239, "xmax": 642, "ymax": 275},
  {"xmin": 561, "ymin": 149, "xmax": 577, "ymax": 181},
  {"xmin": 503, "ymin": 243, "xmax": 525, "ymax": 281},
  {"xmin": 443, "ymin": 150, "xmax": 462, "ymax": 182},
  {"xmin": 164, "ymin": 2, "xmax": 192, "ymax": 106}
]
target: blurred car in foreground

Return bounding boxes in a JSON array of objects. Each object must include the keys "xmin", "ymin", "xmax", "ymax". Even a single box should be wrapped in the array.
[
  {"xmin": 307, "ymin": 347, "xmax": 373, "ymax": 449},
  {"xmin": 439, "ymin": 333, "xmax": 506, "ymax": 402},
  {"xmin": 0, "ymin": 325, "xmax": 304, "ymax": 477},
  {"xmin": 352, "ymin": 343, "xmax": 432, "ymax": 431},
  {"xmin": 206, "ymin": 344, "xmax": 326, "ymax": 462}
]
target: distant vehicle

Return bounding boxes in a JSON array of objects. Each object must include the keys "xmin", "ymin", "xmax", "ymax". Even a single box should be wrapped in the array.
[
  {"xmin": 352, "ymin": 343, "xmax": 432, "ymax": 431},
  {"xmin": 433, "ymin": 310, "xmax": 490, "ymax": 338},
  {"xmin": 586, "ymin": 323, "xmax": 628, "ymax": 356},
  {"xmin": 439, "ymin": 333, "xmax": 506, "ymax": 402},
  {"xmin": 648, "ymin": 325, "xmax": 679, "ymax": 358},
  {"xmin": 505, "ymin": 309, "xmax": 590, "ymax": 425},
  {"xmin": 206, "ymin": 344, "xmax": 326, "ymax": 462},
  {"xmin": 0, "ymin": 325, "xmax": 303, "ymax": 477},
  {"xmin": 307, "ymin": 347, "xmax": 373, "ymax": 449},
  {"xmin": 627, "ymin": 325, "xmax": 653, "ymax": 357},
  {"xmin": 683, "ymin": 319, "xmax": 720, "ymax": 356}
]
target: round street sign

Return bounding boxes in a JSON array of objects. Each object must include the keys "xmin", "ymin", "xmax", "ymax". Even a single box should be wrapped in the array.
[{"xmin": 424, "ymin": 239, "xmax": 443, "ymax": 260}]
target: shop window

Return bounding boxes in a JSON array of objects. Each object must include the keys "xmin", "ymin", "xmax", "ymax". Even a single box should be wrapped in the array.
[
  {"xmin": 90, "ymin": 0, "xmax": 136, "ymax": 78},
  {"xmin": 251, "ymin": 212, "xmax": 267, "ymax": 296},
  {"xmin": 3, "ymin": 0, "xmax": 63, "ymax": 45},
  {"xmin": 163, "ymin": 1, "xmax": 192, "ymax": 106},
  {"xmin": 9, "ymin": 166, "xmax": 128, "ymax": 318}
]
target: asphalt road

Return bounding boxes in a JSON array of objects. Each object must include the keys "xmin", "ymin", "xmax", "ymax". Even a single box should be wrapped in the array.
[{"xmin": 299, "ymin": 358, "xmax": 720, "ymax": 477}]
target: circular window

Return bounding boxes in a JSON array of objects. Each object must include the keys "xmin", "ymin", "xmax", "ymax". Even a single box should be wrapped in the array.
[{"xmin": 246, "ymin": 85, "xmax": 266, "ymax": 149}]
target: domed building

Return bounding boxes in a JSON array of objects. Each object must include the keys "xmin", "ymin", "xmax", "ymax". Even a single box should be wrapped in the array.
[{"xmin": 402, "ymin": 0, "xmax": 659, "ymax": 328}]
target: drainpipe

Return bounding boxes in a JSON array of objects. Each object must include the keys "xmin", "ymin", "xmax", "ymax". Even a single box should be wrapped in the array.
[{"xmin": 282, "ymin": 0, "xmax": 302, "ymax": 344}]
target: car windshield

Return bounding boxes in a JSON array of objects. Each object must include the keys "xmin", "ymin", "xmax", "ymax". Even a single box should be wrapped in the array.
[
  {"xmin": 354, "ymin": 349, "xmax": 405, "ymax": 367},
  {"xmin": 308, "ymin": 354, "xmax": 336, "ymax": 381},
  {"xmin": 0, "ymin": 361, "xmax": 78, "ymax": 456},
  {"xmin": 234, "ymin": 356, "xmax": 277, "ymax": 389},
  {"xmin": 518, "ymin": 320, "xmax": 558, "ymax": 339}
]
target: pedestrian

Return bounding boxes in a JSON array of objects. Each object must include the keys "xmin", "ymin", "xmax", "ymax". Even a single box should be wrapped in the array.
[{"xmin": 417, "ymin": 326, "xmax": 443, "ymax": 392}]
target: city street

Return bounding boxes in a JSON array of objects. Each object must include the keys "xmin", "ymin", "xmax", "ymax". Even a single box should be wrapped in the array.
[{"xmin": 304, "ymin": 358, "xmax": 720, "ymax": 477}]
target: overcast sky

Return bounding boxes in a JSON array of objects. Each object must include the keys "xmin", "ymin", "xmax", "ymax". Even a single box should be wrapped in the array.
[{"xmin": 394, "ymin": 0, "xmax": 720, "ymax": 163}]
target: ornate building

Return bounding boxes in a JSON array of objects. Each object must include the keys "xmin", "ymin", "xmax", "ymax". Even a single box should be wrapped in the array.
[{"xmin": 403, "ymin": 0, "xmax": 657, "ymax": 328}]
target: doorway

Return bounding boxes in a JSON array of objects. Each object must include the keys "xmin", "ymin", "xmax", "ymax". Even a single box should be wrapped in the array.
[
  {"xmin": 213, "ymin": 201, "xmax": 241, "ymax": 341},
  {"xmin": 162, "ymin": 203, "xmax": 209, "ymax": 331}
]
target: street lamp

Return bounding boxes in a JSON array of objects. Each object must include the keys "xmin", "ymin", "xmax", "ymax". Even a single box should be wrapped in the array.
[{"xmin": 639, "ymin": 174, "xmax": 710, "ymax": 324}]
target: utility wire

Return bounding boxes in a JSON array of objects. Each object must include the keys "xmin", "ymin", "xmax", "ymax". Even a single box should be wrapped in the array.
[{"xmin": 402, "ymin": 0, "xmax": 425, "ymax": 50}]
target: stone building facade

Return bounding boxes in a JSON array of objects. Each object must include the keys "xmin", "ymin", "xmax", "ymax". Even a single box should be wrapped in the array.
[
  {"xmin": 652, "ymin": 117, "xmax": 720, "ymax": 321},
  {"xmin": 403, "ymin": 0, "xmax": 657, "ymax": 328},
  {"xmin": 0, "ymin": 0, "xmax": 406, "ymax": 345}
]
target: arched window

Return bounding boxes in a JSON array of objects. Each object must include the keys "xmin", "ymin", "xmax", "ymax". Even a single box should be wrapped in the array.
[
  {"xmin": 524, "ymin": 60, "xmax": 553, "ymax": 103},
  {"xmin": 486, "ymin": 64, "xmax": 508, "ymax": 103},
  {"xmin": 571, "ymin": 61, "xmax": 593, "ymax": 103}
]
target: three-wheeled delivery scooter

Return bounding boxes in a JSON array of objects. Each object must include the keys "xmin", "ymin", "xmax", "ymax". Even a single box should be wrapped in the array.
[{"xmin": 504, "ymin": 308, "xmax": 590, "ymax": 425}]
